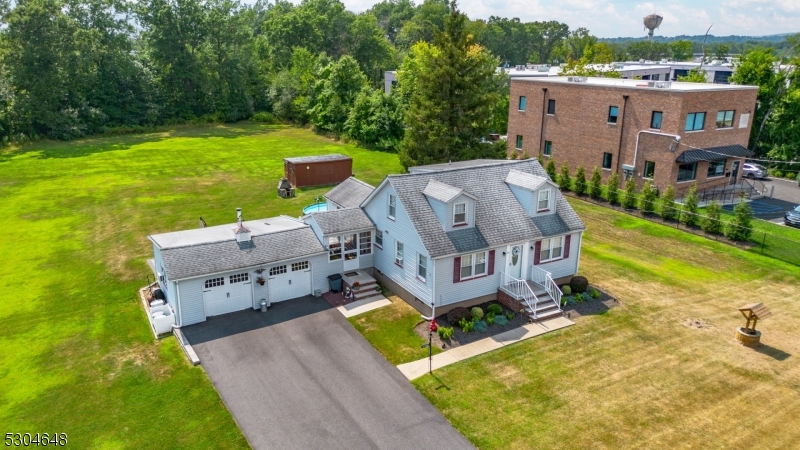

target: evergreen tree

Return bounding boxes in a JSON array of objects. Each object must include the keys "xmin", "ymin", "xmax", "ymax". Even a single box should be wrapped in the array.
[
  {"xmin": 725, "ymin": 197, "xmax": 753, "ymax": 241},
  {"xmin": 545, "ymin": 158, "xmax": 557, "ymax": 181},
  {"xmin": 638, "ymin": 180, "xmax": 656, "ymax": 213},
  {"xmin": 558, "ymin": 163, "xmax": 571, "ymax": 191},
  {"xmin": 589, "ymin": 166, "xmax": 602, "ymax": 199},
  {"xmin": 621, "ymin": 177, "xmax": 637, "ymax": 209},
  {"xmin": 659, "ymin": 184, "xmax": 678, "ymax": 221},
  {"xmin": 702, "ymin": 201, "xmax": 724, "ymax": 235},
  {"xmin": 537, "ymin": 153, "xmax": 544, "ymax": 167},
  {"xmin": 681, "ymin": 184, "xmax": 699, "ymax": 226},
  {"xmin": 573, "ymin": 165, "xmax": 587, "ymax": 195},
  {"xmin": 398, "ymin": 1, "xmax": 500, "ymax": 168},
  {"xmin": 606, "ymin": 171, "xmax": 620, "ymax": 204}
]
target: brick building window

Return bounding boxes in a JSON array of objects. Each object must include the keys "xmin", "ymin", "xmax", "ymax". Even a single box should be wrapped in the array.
[
  {"xmin": 547, "ymin": 99, "xmax": 556, "ymax": 115},
  {"xmin": 515, "ymin": 135, "xmax": 523, "ymax": 150},
  {"xmin": 651, "ymin": 111, "xmax": 663, "ymax": 129},
  {"xmin": 518, "ymin": 96, "xmax": 526, "ymax": 111},
  {"xmin": 677, "ymin": 163, "xmax": 697, "ymax": 182},
  {"xmin": 608, "ymin": 106, "xmax": 619, "ymax": 124},
  {"xmin": 544, "ymin": 140, "xmax": 552, "ymax": 156},
  {"xmin": 716, "ymin": 110, "xmax": 734, "ymax": 128},
  {"xmin": 685, "ymin": 112, "xmax": 706, "ymax": 131},
  {"xmin": 602, "ymin": 152, "xmax": 613, "ymax": 169},
  {"xmin": 644, "ymin": 161, "xmax": 655, "ymax": 179},
  {"xmin": 707, "ymin": 160, "xmax": 726, "ymax": 177}
]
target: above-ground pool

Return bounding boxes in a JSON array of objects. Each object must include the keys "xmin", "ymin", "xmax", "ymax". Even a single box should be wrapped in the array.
[{"xmin": 303, "ymin": 203, "xmax": 327, "ymax": 214}]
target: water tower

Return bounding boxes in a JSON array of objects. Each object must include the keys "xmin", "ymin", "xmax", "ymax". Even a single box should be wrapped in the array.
[{"xmin": 643, "ymin": 14, "xmax": 663, "ymax": 41}]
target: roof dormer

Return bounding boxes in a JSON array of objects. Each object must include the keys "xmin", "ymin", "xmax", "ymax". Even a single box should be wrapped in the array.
[
  {"xmin": 423, "ymin": 179, "xmax": 477, "ymax": 231},
  {"xmin": 505, "ymin": 169, "xmax": 558, "ymax": 217}
]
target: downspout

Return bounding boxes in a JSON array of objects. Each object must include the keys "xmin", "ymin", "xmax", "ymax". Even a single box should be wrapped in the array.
[
  {"xmin": 172, "ymin": 281, "xmax": 183, "ymax": 328},
  {"xmin": 632, "ymin": 130, "xmax": 682, "ymax": 170},
  {"xmin": 538, "ymin": 88, "xmax": 548, "ymax": 156},
  {"xmin": 614, "ymin": 95, "xmax": 629, "ymax": 174}
]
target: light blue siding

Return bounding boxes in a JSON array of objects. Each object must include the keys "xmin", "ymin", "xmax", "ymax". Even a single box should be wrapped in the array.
[
  {"xmin": 325, "ymin": 199, "xmax": 342, "ymax": 210},
  {"xmin": 530, "ymin": 232, "xmax": 582, "ymax": 279},
  {"xmin": 304, "ymin": 215, "xmax": 325, "ymax": 243},
  {"xmin": 433, "ymin": 248, "xmax": 504, "ymax": 307},
  {"xmin": 177, "ymin": 277, "xmax": 206, "ymax": 326},
  {"xmin": 364, "ymin": 183, "xmax": 433, "ymax": 304},
  {"xmin": 310, "ymin": 253, "xmax": 341, "ymax": 294},
  {"xmin": 253, "ymin": 272, "xmax": 269, "ymax": 307},
  {"xmin": 442, "ymin": 194, "xmax": 476, "ymax": 232},
  {"xmin": 426, "ymin": 197, "xmax": 447, "ymax": 228},
  {"xmin": 508, "ymin": 184, "xmax": 533, "ymax": 215},
  {"xmin": 531, "ymin": 184, "xmax": 558, "ymax": 217}
]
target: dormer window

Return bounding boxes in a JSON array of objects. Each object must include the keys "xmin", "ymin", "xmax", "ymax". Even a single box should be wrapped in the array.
[
  {"xmin": 388, "ymin": 194, "xmax": 396, "ymax": 220},
  {"xmin": 453, "ymin": 203, "xmax": 467, "ymax": 226},
  {"xmin": 538, "ymin": 189, "xmax": 551, "ymax": 212}
]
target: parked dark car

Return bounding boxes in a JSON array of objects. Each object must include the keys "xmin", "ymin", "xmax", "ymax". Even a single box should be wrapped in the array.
[{"xmin": 785, "ymin": 205, "xmax": 800, "ymax": 228}]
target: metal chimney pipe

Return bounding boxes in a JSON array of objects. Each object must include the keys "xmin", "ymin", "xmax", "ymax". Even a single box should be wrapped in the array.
[{"xmin": 236, "ymin": 208, "xmax": 242, "ymax": 226}]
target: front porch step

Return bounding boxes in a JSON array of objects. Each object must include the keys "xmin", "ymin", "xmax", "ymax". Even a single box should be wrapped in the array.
[
  {"xmin": 530, "ymin": 308, "xmax": 563, "ymax": 322},
  {"xmin": 350, "ymin": 285, "xmax": 382, "ymax": 301}
]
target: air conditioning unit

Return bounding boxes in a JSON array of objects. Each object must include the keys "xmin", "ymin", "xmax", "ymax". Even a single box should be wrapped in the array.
[
  {"xmin": 567, "ymin": 76, "xmax": 588, "ymax": 83},
  {"xmin": 537, "ymin": 65, "xmax": 550, "ymax": 72}
]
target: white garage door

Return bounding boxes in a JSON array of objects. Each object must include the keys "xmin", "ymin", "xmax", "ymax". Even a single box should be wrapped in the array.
[
  {"xmin": 203, "ymin": 272, "xmax": 253, "ymax": 317},
  {"xmin": 269, "ymin": 261, "xmax": 312, "ymax": 303}
]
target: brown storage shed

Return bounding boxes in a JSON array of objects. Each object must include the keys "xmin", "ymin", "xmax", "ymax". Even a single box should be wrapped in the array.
[{"xmin": 283, "ymin": 154, "xmax": 353, "ymax": 188}]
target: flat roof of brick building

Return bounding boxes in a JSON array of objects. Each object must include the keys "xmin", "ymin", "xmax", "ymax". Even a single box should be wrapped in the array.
[{"xmin": 515, "ymin": 76, "xmax": 757, "ymax": 92}]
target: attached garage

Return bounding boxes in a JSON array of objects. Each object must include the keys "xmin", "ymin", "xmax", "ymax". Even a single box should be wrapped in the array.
[{"xmin": 149, "ymin": 213, "xmax": 335, "ymax": 327}]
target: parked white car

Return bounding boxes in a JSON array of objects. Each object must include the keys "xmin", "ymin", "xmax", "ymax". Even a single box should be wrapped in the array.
[{"xmin": 742, "ymin": 163, "xmax": 767, "ymax": 179}]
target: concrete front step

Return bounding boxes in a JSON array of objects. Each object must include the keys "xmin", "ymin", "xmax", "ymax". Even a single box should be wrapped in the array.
[
  {"xmin": 352, "ymin": 288, "xmax": 383, "ymax": 301},
  {"xmin": 530, "ymin": 308, "xmax": 563, "ymax": 322}
]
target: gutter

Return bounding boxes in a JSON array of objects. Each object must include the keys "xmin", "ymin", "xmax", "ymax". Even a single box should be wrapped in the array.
[
  {"xmin": 630, "ymin": 130, "xmax": 682, "ymax": 173},
  {"xmin": 538, "ymin": 88, "xmax": 548, "ymax": 155},
  {"xmin": 614, "ymin": 94, "xmax": 629, "ymax": 174}
]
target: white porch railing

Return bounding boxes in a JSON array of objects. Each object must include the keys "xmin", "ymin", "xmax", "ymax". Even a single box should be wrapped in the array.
[
  {"xmin": 500, "ymin": 271, "xmax": 541, "ymax": 319},
  {"xmin": 530, "ymin": 265, "xmax": 563, "ymax": 310}
]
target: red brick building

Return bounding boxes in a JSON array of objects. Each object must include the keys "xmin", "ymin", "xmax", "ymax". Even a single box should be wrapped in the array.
[{"xmin": 507, "ymin": 77, "xmax": 758, "ymax": 194}]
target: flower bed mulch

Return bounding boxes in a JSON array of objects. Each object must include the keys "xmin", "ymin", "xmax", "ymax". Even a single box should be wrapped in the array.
[
  {"xmin": 561, "ymin": 285, "xmax": 620, "ymax": 320},
  {"xmin": 413, "ymin": 300, "xmax": 529, "ymax": 350}
]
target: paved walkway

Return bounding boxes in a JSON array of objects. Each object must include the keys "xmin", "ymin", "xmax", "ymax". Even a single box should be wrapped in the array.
[
  {"xmin": 183, "ymin": 297, "xmax": 472, "ymax": 450},
  {"xmin": 397, "ymin": 316, "xmax": 574, "ymax": 380},
  {"xmin": 337, "ymin": 295, "xmax": 392, "ymax": 318}
]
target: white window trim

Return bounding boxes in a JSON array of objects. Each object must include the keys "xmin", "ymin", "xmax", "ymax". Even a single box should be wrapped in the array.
[
  {"xmin": 395, "ymin": 241, "xmax": 404, "ymax": 267},
  {"xmin": 460, "ymin": 251, "xmax": 488, "ymax": 280},
  {"xmin": 417, "ymin": 253, "xmax": 427, "ymax": 282},
  {"xmin": 375, "ymin": 230, "xmax": 383, "ymax": 249},
  {"xmin": 537, "ymin": 189, "xmax": 551, "ymax": 212},
  {"xmin": 388, "ymin": 194, "xmax": 396, "ymax": 220},
  {"xmin": 539, "ymin": 236, "xmax": 564, "ymax": 263},
  {"xmin": 453, "ymin": 202, "xmax": 467, "ymax": 226},
  {"xmin": 643, "ymin": 161, "xmax": 656, "ymax": 180}
]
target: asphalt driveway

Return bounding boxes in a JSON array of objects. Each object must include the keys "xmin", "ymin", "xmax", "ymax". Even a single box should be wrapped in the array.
[
  {"xmin": 182, "ymin": 296, "xmax": 472, "ymax": 450},
  {"xmin": 752, "ymin": 178, "xmax": 800, "ymax": 222}
]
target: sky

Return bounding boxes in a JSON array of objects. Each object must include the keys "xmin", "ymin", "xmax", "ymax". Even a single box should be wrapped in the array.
[{"xmin": 332, "ymin": 0, "xmax": 800, "ymax": 38}]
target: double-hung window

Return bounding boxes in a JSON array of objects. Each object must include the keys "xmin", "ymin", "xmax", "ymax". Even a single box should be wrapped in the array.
[
  {"xmin": 460, "ymin": 251, "xmax": 487, "ymax": 280},
  {"xmin": 388, "ymin": 194, "xmax": 396, "ymax": 219},
  {"xmin": 644, "ymin": 161, "xmax": 655, "ymax": 179},
  {"xmin": 716, "ymin": 110, "xmax": 734, "ymax": 128},
  {"xmin": 544, "ymin": 140, "xmax": 552, "ymax": 156},
  {"xmin": 539, "ymin": 236, "xmax": 563, "ymax": 262},
  {"xmin": 651, "ymin": 111, "xmax": 663, "ymax": 129},
  {"xmin": 608, "ymin": 106, "xmax": 619, "ymax": 124},
  {"xmin": 602, "ymin": 152, "xmax": 613, "ymax": 169},
  {"xmin": 685, "ymin": 112, "xmax": 706, "ymax": 131},
  {"xmin": 677, "ymin": 163, "xmax": 697, "ymax": 182},
  {"xmin": 395, "ymin": 241, "xmax": 404, "ymax": 267},
  {"xmin": 515, "ymin": 135, "xmax": 523, "ymax": 150},
  {"xmin": 375, "ymin": 230, "xmax": 383, "ymax": 248},
  {"xmin": 453, "ymin": 203, "xmax": 467, "ymax": 225},
  {"xmin": 518, "ymin": 96, "xmax": 527, "ymax": 111},
  {"xmin": 707, "ymin": 160, "xmax": 725, "ymax": 178},
  {"xmin": 417, "ymin": 254, "xmax": 427, "ymax": 281},
  {"xmin": 537, "ymin": 189, "xmax": 551, "ymax": 212},
  {"xmin": 359, "ymin": 231, "xmax": 372, "ymax": 254}
]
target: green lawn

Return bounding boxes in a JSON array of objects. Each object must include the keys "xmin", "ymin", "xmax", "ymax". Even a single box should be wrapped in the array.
[
  {"xmin": 407, "ymin": 200, "xmax": 800, "ymax": 449},
  {"xmin": 0, "ymin": 123, "xmax": 402, "ymax": 448}
]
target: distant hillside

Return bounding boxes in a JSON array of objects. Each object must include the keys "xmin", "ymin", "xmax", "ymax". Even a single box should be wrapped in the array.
[{"xmin": 599, "ymin": 34, "xmax": 795, "ymax": 44}]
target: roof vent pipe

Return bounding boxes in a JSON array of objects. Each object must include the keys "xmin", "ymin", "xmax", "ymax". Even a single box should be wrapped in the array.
[{"xmin": 236, "ymin": 208, "xmax": 243, "ymax": 227}]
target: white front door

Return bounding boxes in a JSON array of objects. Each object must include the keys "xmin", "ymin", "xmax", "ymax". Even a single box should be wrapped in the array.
[
  {"xmin": 203, "ymin": 273, "xmax": 253, "ymax": 317},
  {"xmin": 508, "ymin": 245, "xmax": 523, "ymax": 279},
  {"xmin": 269, "ymin": 261, "xmax": 312, "ymax": 302},
  {"xmin": 342, "ymin": 233, "xmax": 359, "ymax": 271}
]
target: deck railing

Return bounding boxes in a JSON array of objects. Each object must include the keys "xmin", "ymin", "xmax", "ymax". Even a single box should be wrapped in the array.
[
  {"xmin": 530, "ymin": 266, "xmax": 563, "ymax": 310},
  {"xmin": 500, "ymin": 271, "xmax": 540, "ymax": 319}
]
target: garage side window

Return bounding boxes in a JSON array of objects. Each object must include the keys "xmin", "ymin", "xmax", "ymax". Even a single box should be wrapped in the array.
[
  {"xmin": 229, "ymin": 273, "xmax": 249, "ymax": 284},
  {"xmin": 269, "ymin": 265, "xmax": 287, "ymax": 276},
  {"xmin": 204, "ymin": 277, "xmax": 224, "ymax": 289},
  {"xmin": 292, "ymin": 261, "xmax": 309, "ymax": 271}
]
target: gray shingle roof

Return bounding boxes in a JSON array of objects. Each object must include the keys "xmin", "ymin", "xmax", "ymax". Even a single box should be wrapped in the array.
[
  {"xmin": 284, "ymin": 154, "xmax": 351, "ymax": 164},
  {"xmin": 675, "ymin": 145, "xmax": 753, "ymax": 163},
  {"xmin": 423, "ymin": 179, "xmax": 465, "ymax": 203},
  {"xmin": 387, "ymin": 160, "xmax": 585, "ymax": 258},
  {"xmin": 505, "ymin": 169, "xmax": 550, "ymax": 191},
  {"xmin": 324, "ymin": 177, "xmax": 375, "ymax": 209},
  {"xmin": 310, "ymin": 208, "xmax": 374, "ymax": 235},
  {"xmin": 159, "ymin": 227, "xmax": 325, "ymax": 280}
]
